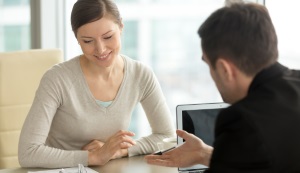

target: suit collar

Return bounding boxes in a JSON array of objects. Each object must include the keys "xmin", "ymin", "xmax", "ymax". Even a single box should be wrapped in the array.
[{"xmin": 248, "ymin": 62, "xmax": 288, "ymax": 93}]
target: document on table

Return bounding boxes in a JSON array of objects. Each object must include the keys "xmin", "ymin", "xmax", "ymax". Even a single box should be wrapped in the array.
[{"xmin": 27, "ymin": 167, "xmax": 98, "ymax": 173}]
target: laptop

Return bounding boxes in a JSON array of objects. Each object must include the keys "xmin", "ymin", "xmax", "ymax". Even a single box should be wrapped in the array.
[{"xmin": 176, "ymin": 102, "xmax": 229, "ymax": 173}]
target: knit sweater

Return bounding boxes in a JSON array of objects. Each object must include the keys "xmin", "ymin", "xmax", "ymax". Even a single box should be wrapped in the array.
[{"xmin": 18, "ymin": 55, "xmax": 175, "ymax": 168}]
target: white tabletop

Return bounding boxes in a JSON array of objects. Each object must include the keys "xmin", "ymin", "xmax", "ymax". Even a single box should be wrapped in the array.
[{"xmin": 0, "ymin": 155, "xmax": 177, "ymax": 173}]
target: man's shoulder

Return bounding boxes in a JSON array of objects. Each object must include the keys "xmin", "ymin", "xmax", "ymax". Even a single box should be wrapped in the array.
[
  {"xmin": 281, "ymin": 68, "xmax": 300, "ymax": 87},
  {"xmin": 216, "ymin": 99, "xmax": 266, "ymax": 129},
  {"xmin": 264, "ymin": 66, "xmax": 300, "ymax": 91}
]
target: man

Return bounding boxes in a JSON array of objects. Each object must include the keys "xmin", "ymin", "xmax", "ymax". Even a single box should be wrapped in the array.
[{"xmin": 145, "ymin": 2, "xmax": 300, "ymax": 173}]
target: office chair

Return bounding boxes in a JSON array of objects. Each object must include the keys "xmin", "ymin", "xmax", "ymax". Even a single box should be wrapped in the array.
[{"xmin": 0, "ymin": 49, "xmax": 63, "ymax": 168}]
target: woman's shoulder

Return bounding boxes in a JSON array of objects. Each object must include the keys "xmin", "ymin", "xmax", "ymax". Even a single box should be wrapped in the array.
[
  {"xmin": 122, "ymin": 55, "xmax": 153, "ymax": 76},
  {"xmin": 42, "ymin": 55, "xmax": 81, "ymax": 83},
  {"xmin": 45, "ymin": 55, "xmax": 80, "ymax": 74}
]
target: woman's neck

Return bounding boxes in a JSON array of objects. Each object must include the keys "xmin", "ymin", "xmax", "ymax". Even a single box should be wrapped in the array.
[{"xmin": 80, "ymin": 55, "xmax": 124, "ymax": 81}]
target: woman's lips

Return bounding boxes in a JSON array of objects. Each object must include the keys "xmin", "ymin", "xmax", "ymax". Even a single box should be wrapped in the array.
[{"xmin": 94, "ymin": 51, "xmax": 111, "ymax": 61}]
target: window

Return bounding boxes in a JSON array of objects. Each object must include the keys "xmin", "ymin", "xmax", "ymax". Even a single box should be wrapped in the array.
[
  {"xmin": 266, "ymin": 1, "xmax": 300, "ymax": 69},
  {"xmin": 62, "ymin": 0, "xmax": 289, "ymax": 139},
  {"xmin": 0, "ymin": 0, "xmax": 30, "ymax": 52},
  {"xmin": 64, "ymin": 0, "xmax": 226, "ymax": 138},
  {"xmin": 2, "ymin": 0, "xmax": 298, "ymax": 140}
]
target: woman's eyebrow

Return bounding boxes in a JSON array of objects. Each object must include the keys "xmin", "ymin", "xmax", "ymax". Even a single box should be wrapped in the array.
[
  {"xmin": 80, "ymin": 30, "xmax": 114, "ymax": 38},
  {"xmin": 80, "ymin": 36, "xmax": 93, "ymax": 39},
  {"xmin": 102, "ymin": 30, "xmax": 113, "ymax": 36}
]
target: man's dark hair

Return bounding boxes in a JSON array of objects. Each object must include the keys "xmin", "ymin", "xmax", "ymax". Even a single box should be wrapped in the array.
[{"xmin": 198, "ymin": 3, "xmax": 278, "ymax": 75}]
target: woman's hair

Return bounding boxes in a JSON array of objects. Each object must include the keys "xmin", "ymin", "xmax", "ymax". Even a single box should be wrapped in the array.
[
  {"xmin": 198, "ymin": 3, "xmax": 278, "ymax": 76},
  {"xmin": 71, "ymin": 0, "xmax": 122, "ymax": 37}
]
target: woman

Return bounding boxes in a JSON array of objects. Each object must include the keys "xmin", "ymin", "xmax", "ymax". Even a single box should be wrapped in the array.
[{"xmin": 18, "ymin": 0, "xmax": 175, "ymax": 168}]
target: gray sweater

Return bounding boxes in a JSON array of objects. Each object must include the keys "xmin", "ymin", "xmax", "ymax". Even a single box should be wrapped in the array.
[{"xmin": 18, "ymin": 55, "xmax": 175, "ymax": 168}]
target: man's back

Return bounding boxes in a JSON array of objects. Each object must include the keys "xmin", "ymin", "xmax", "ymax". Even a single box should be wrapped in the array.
[
  {"xmin": 208, "ymin": 63, "xmax": 300, "ymax": 173},
  {"xmin": 145, "ymin": 3, "xmax": 300, "ymax": 172}
]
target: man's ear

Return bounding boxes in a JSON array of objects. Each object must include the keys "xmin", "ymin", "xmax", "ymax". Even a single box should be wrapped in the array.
[{"xmin": 215, "ymin": 58, "xmax": 236, "ymax": 83}]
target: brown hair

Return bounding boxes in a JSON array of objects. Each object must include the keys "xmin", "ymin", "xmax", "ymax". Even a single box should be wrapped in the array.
[
  {"xmin": 198, "ymin": 3, "xmax": 278, "ymax": 76},
  {"xmin": 71, "ymin": 0, "xmax": 122, "ymax": 37}
]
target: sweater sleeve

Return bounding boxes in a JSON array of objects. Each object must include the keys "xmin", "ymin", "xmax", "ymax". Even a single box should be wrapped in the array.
[
  {"xmin": 128, "ymin": 66, "xmax": 176, "ymax": 156},
  {"xmin": 18, "ymin": 68, "xmax": 88, "ymax": 168}
]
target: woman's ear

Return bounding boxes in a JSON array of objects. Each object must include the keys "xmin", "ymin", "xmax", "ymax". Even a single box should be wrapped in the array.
[{"xmin": 119, "ymin": 18, "xmax": 124, "ymax": 32}]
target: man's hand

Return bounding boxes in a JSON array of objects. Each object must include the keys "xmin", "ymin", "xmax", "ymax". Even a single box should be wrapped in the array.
[{"xmin": 145, "ymin": 129, "xmax": 213, "ymax": 167}]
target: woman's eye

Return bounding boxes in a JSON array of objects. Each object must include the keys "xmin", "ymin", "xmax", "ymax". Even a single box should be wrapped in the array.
[
  {"xmin": 104, "ymin": 35, "xmax": 112, "ymax": 40},
  {"xmin": 83, "ymin": 40, "xmax": 92, "ymax": 43}
]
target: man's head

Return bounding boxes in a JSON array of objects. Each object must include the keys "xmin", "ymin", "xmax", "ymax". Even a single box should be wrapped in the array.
[{"xmin": 198, "ymin": 3, "xmax": 278, "ymax": 103}]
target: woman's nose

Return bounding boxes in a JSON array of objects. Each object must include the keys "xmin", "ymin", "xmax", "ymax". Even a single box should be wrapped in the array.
[{"xmin": 96, "ymin": 41, "xmax": 105, "ymax": 54}]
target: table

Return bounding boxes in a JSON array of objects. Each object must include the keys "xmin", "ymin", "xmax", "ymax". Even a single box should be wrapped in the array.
[{"xmin": 0, "ymin": 155, "xmax": 177, "ymax": 173}]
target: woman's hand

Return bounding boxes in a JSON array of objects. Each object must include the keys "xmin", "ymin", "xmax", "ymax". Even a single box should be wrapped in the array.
[
  {"xmin": 82, "ymin": 139, "xmax": 104, "ymax": 152},
  {"xmin": 87, "ymin": 130, "xmax": 136, "ymax": 165}
]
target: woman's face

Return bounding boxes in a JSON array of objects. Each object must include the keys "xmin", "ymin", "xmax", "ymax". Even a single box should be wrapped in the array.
[{"xmin": 77, "ymin": 16, "xmax": 123, "ymax": 68}]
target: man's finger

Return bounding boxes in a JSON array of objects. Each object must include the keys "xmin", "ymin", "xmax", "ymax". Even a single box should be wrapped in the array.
[
  {"xmin": 146, "ymin": 158, "xmax": 176, "ymax": 167},
  {"xmin": 145, "ymin": 154, "xmax": 171, "ymax": 160},
  {"xmin": 176, "ymin": 129, "xmax": 190, "ymax": 140}
]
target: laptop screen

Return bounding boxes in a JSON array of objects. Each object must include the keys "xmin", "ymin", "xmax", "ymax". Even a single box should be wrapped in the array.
[{"xmin": 176, "ymin": 103, "xmax": 229, "ymax": 172}]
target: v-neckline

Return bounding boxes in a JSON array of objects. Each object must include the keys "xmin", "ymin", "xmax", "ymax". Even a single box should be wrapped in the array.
[{"xmin": 77, "ymin": 55, "xmax": 128, "ymax": 111}]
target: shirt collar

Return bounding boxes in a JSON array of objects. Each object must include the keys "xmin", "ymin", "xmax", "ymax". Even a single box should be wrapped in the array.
[{"xmin": 248, "ymin": 62, "xmax": 288, "ymax": 93}]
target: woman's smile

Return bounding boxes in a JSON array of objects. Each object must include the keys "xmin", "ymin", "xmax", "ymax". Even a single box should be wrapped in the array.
[{"xmin": 94, "ymin": 51, "xmax": 112, "ymax": 61}]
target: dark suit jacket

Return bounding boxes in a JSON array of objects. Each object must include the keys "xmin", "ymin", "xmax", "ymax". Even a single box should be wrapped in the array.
[{"xmin": 206, "ymin": 63, "xmax": 300, "ymax": 173}]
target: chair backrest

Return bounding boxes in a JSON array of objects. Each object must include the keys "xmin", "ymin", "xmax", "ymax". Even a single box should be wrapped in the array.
[{"xmin": 0, "ymin": 49, "xmax": 63, "ymax": 169}]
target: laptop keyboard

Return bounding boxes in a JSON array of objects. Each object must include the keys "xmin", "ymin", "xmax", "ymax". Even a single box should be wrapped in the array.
[{"xmin": 189, "ymin": 171, "xmax": 205, "ymax": 173}]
